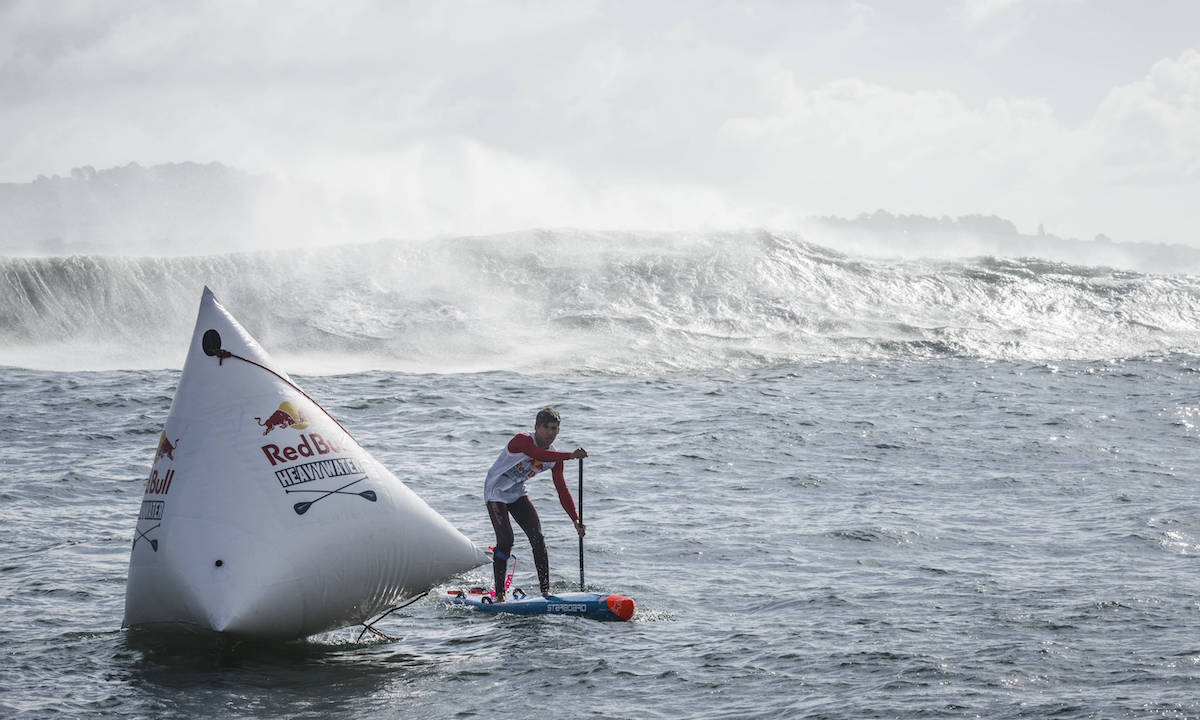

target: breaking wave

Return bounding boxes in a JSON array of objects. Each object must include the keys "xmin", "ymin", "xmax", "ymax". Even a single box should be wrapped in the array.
[{"xmin": 3, "ymin": 230, "xmax": 1200, "ymax": 373}]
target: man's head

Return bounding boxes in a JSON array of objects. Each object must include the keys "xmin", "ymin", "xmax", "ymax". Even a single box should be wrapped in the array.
[
  {"xmin": 535, "ymin": 407, "xmax": 560, "ymax": 428},
  {"xmin": 533, "ymin": 407, "xmax": 560, "ymax": 447}
]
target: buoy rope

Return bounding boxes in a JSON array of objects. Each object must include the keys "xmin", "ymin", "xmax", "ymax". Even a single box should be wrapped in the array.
[
  {"xmin": 356, "ymin": 591, "xmax": 430, "ymax": 642},
  {"xmin": 210, "ymin": 348, "xmax": 359, "ymax": 444}
]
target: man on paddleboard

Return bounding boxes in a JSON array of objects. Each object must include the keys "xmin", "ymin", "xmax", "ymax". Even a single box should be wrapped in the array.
[{"xmin": 484, "ymin": 407, "xmax": 586, "ymax": 601}]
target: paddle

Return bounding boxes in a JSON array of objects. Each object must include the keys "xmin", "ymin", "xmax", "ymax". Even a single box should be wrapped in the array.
[
  {"xmin": 578, "ymin": 458, "xmax": 585, "ymax": 591},
  {"xmin": 285, "ymin": 487, "xmax": 377, "ymax": 502},
  {"xmin": 133, "ymin": 523, "xmax": 160, "ymax": 552},
  {"xmin": 293, "ymin": 476, "xmax": 367, "ymax": 515}
]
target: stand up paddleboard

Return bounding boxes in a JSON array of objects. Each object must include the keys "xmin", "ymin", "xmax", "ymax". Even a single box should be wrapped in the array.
[
  {"xmin": 445, "ymin": 587, "xmax": 635, "ymax": 621},
  {"xmin": 444, "ymin": 462, "xmax": 635, "ymax": 622}
]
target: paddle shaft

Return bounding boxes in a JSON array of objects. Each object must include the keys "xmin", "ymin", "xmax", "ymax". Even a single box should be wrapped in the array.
[{"xmin": 578, "ymin": 458, "xmax": 585, "ymax": 591}]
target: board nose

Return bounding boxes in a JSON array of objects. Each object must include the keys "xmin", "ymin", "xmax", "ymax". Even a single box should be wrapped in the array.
[{"xmin": 605, "ymin": 594, "xmax": 636, "ymax": 620}]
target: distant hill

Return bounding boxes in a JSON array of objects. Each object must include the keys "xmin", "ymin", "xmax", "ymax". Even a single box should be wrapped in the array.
[{"xmin": 0, "ymin": 162, "xmax": 278, "ymax": 255}]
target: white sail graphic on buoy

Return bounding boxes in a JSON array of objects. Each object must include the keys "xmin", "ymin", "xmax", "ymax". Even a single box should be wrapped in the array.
[{"xmin": 123, "ymin": 287, "xmax": 486, "ymax": 639}]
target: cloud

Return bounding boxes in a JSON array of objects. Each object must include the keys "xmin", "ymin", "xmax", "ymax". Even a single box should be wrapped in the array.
[
  {"xmin": 956, "ymin": 0, "xmax": 1083, "ymax": 55},
  {"xmin": 716, "ymin": 75, "xmax": 1069, "ymax": 225},
  {"xmin": 960, "ymin": 0, "xmax": 1035, "ymax": 26},
  {"xmin": 0, "ymin": 2, "xmax": 1198, "ymax": 246},
  {"xmin": 1088, "ymin": 49, "xmax": 1200, "ymax": 184}
]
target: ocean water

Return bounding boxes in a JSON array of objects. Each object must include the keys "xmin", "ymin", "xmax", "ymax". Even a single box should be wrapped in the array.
[{"xmin": 3, "ymin": 231, "xmax": 1200, "ymax": 718}]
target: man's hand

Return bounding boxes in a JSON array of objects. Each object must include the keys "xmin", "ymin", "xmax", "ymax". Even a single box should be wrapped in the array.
[
  {"xmin": 570, "ymin": 447, "xmax": 588, "ymax": 460},
  {"xmin": 574, "ymin": 520, "xmax": 587, "ymax": 538}
]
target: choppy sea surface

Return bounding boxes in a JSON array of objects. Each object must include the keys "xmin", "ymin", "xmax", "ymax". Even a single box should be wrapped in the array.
[
  {"xmin": 3, "ymin": 231, "xmax": 1200, "ymax": 718},
  {"xmin": 3, "ymin": 357, "xmax": 1200, "ymax": 719}
]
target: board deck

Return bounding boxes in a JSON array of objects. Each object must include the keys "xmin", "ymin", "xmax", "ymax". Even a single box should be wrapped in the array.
[{"xmin": 444, "ymin": 587, "xmax": 635, "ymax": 621}]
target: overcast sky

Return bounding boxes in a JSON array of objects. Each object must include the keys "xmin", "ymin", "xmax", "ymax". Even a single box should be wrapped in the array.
[{"xmin": 2, "ymin": 0, "xmax": 1198, "ymax": 246}]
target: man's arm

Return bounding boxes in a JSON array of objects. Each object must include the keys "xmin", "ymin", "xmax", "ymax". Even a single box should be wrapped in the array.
[
  {"xmin": 551, "ymin": 461, "xmax": 579, "ymax": 523},
  {"xmin": 507, "ymin": 434, "xmax": 573, "ymax": 463}
]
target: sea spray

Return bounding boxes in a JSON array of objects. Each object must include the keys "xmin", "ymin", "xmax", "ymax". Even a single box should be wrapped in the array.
[{"xmin": 2, "ymin": 230, "xmax": 1200, "ymax": 372}]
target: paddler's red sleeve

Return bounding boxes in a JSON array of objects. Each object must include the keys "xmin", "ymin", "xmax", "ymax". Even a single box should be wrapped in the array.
[
  {"xmin": 552, "ymin": 461, "xmax": 579, "ymax": 523},
  {"xmin": 507, "ymin": 433, "xmax": 573, "ymax": 463}
]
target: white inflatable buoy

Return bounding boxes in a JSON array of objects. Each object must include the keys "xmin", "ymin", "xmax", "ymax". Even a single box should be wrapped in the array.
[{"xmin": 123, "ymin": 287, "xmax": 486, "ymax": 639}]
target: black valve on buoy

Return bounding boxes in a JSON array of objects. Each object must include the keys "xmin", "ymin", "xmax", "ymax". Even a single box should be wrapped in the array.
[{"xmin": 202, "ymin": 329, "xmax": 222, "ymax": 356}]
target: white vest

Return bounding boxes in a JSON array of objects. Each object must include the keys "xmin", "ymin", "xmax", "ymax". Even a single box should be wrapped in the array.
[{"xmin": 483, "ymin": 433, "xmax": 559, "ymax": 504}]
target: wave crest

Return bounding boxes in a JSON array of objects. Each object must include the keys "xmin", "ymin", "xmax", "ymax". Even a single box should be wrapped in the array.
[{"xmin": 3, "ymin": 230, "xmax": 1199, "ymax": 372}]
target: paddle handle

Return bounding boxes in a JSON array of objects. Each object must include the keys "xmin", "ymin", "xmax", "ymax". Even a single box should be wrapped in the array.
[{"xmin": 578, "ymin": 458, "xmax": 585, "ymax": 591}]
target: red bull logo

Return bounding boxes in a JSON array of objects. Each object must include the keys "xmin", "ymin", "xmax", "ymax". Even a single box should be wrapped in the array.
[
  {"xmin": 153, "ymin": 432, "xmax": 179, "ymax": 464},
  {"xmin": 256, "ymin": 401, "xmax": 310, "ymax": 435},
  {"xmin": 144, "ymin": 468, "xmax": 175, "ymax": 495},
  {"xmin": 261, "ymin": 432, "xmax": 350, "ymax": 466}
]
